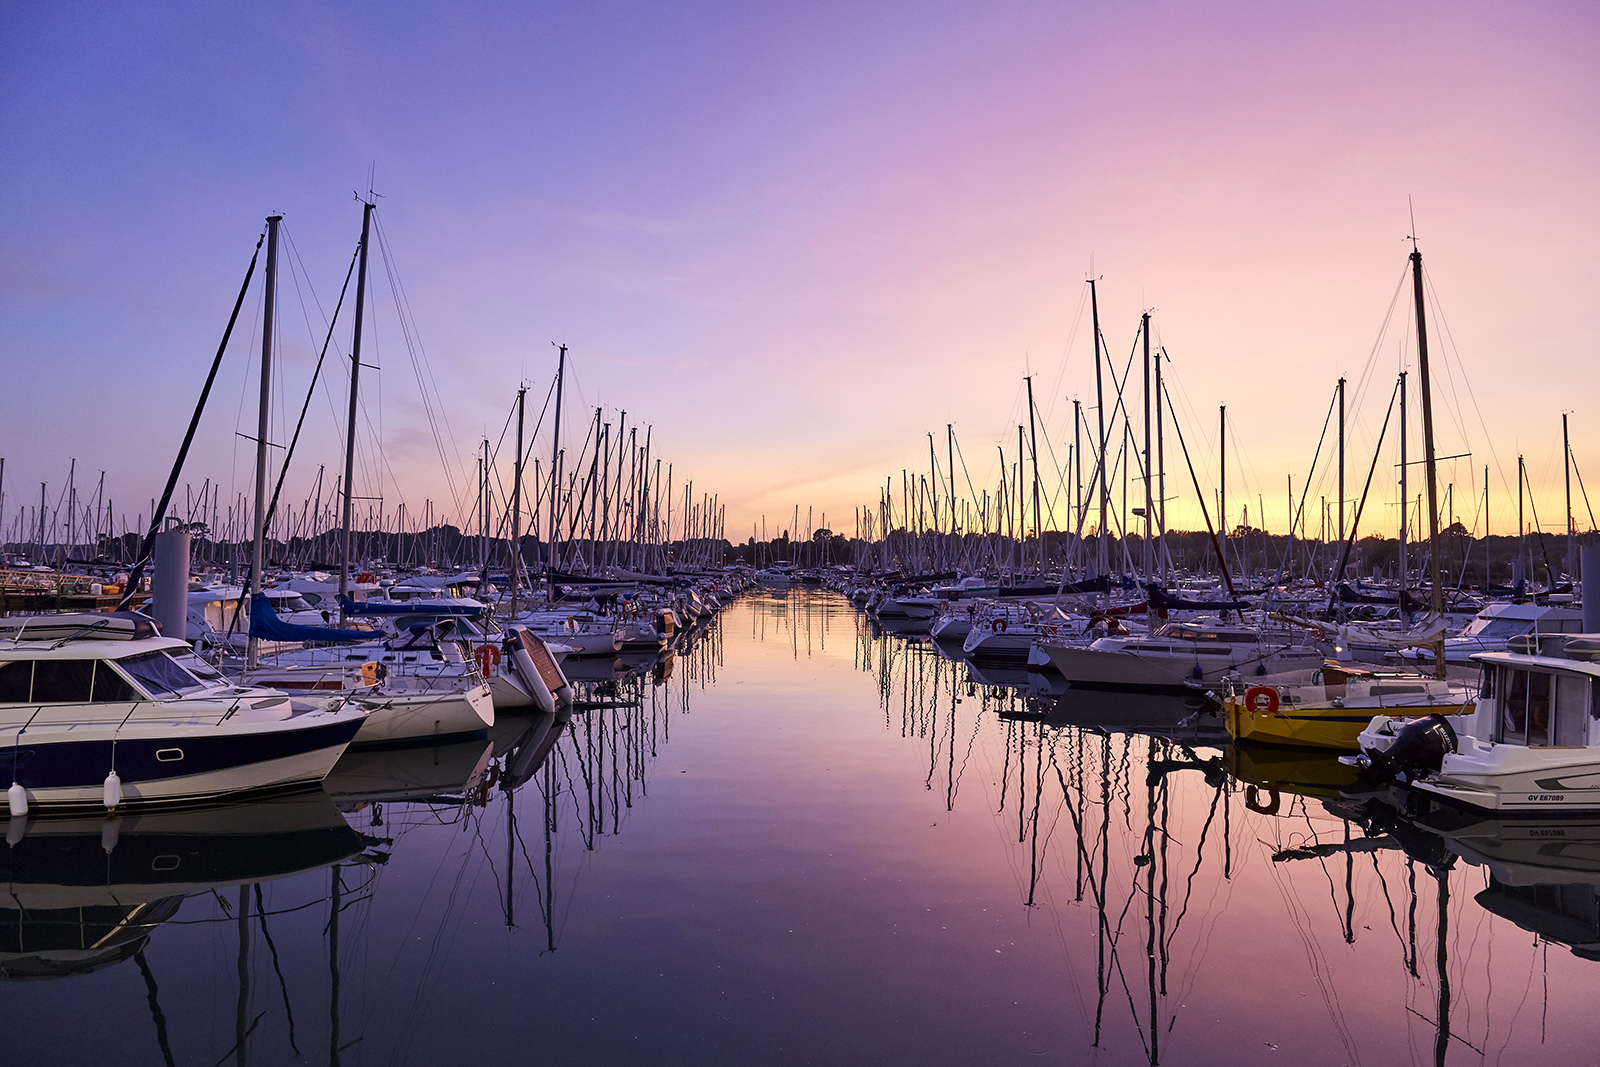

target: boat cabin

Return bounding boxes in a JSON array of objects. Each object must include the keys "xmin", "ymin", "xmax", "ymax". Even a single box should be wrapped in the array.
[{"xmin": 1474, "ymin": 635, "xmax": 1600, "ymax": 749}]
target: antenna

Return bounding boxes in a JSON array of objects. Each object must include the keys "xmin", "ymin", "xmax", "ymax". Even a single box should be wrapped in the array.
[{"xmin": 1407, "ymin": 195, "xmax": 1419, "ymax": 252}]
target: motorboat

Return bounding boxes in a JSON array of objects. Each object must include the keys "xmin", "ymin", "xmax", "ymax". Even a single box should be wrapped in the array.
[
  {"xmin": 0, "ymin": 615, "xmax": 366, "ymax": 814},
  {"xmin": 1356, "ymin": 633, "xmax": 1600, "ymax": 814},
  {"xmin": 1222, "ymin": 660, "xmax": 1476, "ymax": 750}
]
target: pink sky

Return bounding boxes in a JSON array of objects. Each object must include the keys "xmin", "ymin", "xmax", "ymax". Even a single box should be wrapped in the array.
[{"xmin": 1, "ymin": 1, "xmax": 1595, "ymax": 546}]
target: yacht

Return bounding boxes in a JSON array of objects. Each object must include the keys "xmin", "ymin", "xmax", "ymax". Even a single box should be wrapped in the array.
[
  {"xmin": 0, "ymin": 614, "xmax": 366, "ymax": 813},
  {"xmin": 1357, "ymin": 633, "xmax": 1600, "ymax": 814}
]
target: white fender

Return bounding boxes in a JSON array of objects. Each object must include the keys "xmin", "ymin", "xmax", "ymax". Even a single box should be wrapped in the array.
[{"xmin": 507, "ymin": 630, "xmax": 556, "ymax": 715}]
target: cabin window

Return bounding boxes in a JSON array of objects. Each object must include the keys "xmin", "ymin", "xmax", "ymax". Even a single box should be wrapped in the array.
[
  {"xmin": 30, "ymin": 660, "xmax": 95, "ymax": 702},
  {"xmin": 1501, "ymin": 668, "xmax": 1531, "ymax": 744},
  {"xmin": 115, "ymin": 651, "xmax": 204, "ymax": 698},
  {"xmin": 91, "ymin": 664, "xmax": 139, "ymax": 703},
  {"xmin": 1552, "ymin": 673, "xmax": 1589, "ymax": 746},
  {"xmin": 0, "ymin": 662, "xmax": 32, "ymax": 702},
  {"xmin": 1479, "ymin": 666, "xmax": 1495, "ymax": 701}
]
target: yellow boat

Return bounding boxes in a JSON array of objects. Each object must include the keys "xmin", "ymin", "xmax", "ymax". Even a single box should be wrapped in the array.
[{"xmin": 1222, "ymin": 661, "xmax": 1476, "ymax": 750}]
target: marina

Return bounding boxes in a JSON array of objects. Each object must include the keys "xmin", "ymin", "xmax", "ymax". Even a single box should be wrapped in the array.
[
  {"xmin": 1, "ymin": 587, "xmax": 1594, "ymax": 1065},
  {"xmin": 5, "ymin": 3, "xmax": 1598, "ymax": 1063}
]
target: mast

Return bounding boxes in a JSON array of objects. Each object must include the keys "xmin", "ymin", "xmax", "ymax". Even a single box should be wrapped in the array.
[
  {"xmin": 1337, "ymin": 375, "xmax": 1346, "ymax": 566},
  {"xmin": 1026, "ymin": 376, "xmax": 1041, "ymax": 574},
  {"xmin": 1564, "ymin": 412, "xmax": 1574, "ymax": 581},
  {"xmin": 1398, "ymin": 371, "xmax": 1409, "ymax": 617},
  {"xmin": 1089, "ymin": 279, "xmax": 1108, "ymax": 576},
  {"xmin": 337, "ymin": 199, "xmax": 373, "ymax": 623},
  {"xmin": 1411, "ymin": 245, "xmax": 1445, "ymax": 678},
  {"xmin": 246, "ymin": 214, "xmax": 281, "ymax": 671},
  {"xmin": 1073, "ymin": 399, "xmax": 1083, "ymax": 568},
  {"xmin": 1219, "ymin": 404, "xmax": 1227, "ymax": 578},
  {"xmin": 546, "ymin": 344, "xmax": 566, "ymax": 598},
  {"xmin": 1156, "ymin": 349, "xmax": 1167, "ymax": 580},
  {"xmin": 509, "ymin": 384, "xmax": 527, "ymax": 615},
  {"xmin": 1142, "ymin": 313, "xmax": 1152, "ymax": 580}
]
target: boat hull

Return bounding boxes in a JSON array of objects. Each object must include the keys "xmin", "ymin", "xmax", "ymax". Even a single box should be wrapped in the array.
[
  {"xmin": 0, "ymin": 713, "xmax": 365, "ymax": 814},
  {"xmin": 350, "ymin": 683, "xmax": 495, "ymax": 745}
]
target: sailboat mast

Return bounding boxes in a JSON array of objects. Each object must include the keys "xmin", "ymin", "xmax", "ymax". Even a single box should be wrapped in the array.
[
  {"xmin": 1142, "ymin": 313, "xmax": 1152, "ymax": 580},
  {"xmin": 1564, "ymin": 412, "xmax": 1574, "ymax": 580},
  {"xmin": 1219, "ymin": 404, "xmax": 1227, "ymax": 578},
  {"xmin": 337, "ymin": 199, "xmax": 373, "ymax": 623},
  {"xmin": 1026, "ymin": 376, "xmax": 1041, "ymax": 574},
  {"xmin": 1337, "ymin": 375, "xmax": 1346, "ymax": 562},
  {"xmin": 1398, "ymin": 371, "xmax": 1409, "ymax": 614},
  {"xmin": 1156, "ymin": 349, "xmax": 1167, "ymax": 580},
  {"xmin": 510, "ymin": 384, "xmax": 527, "ymax": 615},
  {"xmin": 546, "ymin": 344, "xmax": 566, "ymax": 598},
  {"xmin": 246, "ymin": 214, "xmax": 281, "ymax": 671},
  {"xmin": 1410, "ymin": 246, "xmax": 1445, "ymax": 677},
  {"xmin": 1089, "ymin": 279, "xmax": 1108, "ymax": 576}
]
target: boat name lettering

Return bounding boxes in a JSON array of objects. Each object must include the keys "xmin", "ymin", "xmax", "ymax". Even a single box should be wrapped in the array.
[{"xmin": 1526, "ymin": 793, "xmax": 1565, "ymax": 802}]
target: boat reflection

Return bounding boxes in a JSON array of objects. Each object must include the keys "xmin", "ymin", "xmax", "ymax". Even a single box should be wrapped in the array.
[
  {"xmin": 847, "ymin": 584, "xmax": 1593, "ymax": 1065},
  {"xmin": 0, "ymin": 793, "xmax": 364, "ymax": 982}
]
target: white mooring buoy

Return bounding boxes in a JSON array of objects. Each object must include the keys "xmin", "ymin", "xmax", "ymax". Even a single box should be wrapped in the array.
[
  {"xmin": 103, "ymin": 770, "xmax": 123, "ymax": 810},
  {"xmin": 7, "ymin": 782, "xmax": 26, "ymax": 818}
]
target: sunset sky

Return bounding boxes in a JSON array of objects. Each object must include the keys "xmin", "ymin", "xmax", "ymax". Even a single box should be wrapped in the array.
[{"xmin": 2, "ymin": 1, "xmax": 1596, "ymax": 549}]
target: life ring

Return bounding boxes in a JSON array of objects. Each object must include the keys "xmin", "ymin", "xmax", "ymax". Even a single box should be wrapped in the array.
[
  {"xmin": 1244, "ymin": 785, "xmax": 1281, "ymax": 815},
  {"xmin": 939, "ymin": 600, "xmax": 950, "ymax": 611},
  {"xmin": 475, "ymin": 644, "xmax": 501, "ymax": 678},
  {"xmin": 1312, "ymin": 627, "xmax": 1328, "ymax": 642},
  {"xmin": 1244, "ymin": 685, "xmax": 1280, "ymax": 715},
  {"xmin": 994, "ymin": 618, "xmax": 1007, "ymax": 633},
  {"xmin": 356, "ymin": 572, "xmax": 374, "ymax": 584}
]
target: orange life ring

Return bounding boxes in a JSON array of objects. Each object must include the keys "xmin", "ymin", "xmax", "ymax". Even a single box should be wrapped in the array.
[
  {"xmin": 994, "ymin": 618, "xmax": 1008, "ymax": 633},
  {"xmin": 475, "ymin": 644, "xmax": 501, "ymax": 678},
  {"xmin": 356, "ymin": 572, "xmax": 374, "ymax": 584},
  {"xmin": 939, "ymin": 600, "xmax": 950, "ymax": 611},
  {"xmin": 1244, "ymin": 785, "xmax": 1281, "ymax": 815},
  {"xmin": 1244, "ymin": 685, "xmax": 1280, "ymax": 715}
]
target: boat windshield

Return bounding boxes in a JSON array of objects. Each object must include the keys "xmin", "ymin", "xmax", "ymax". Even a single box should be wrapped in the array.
[
  {"xmin": 1460, "ymin": 617, "xmax": 1532, "ymax": 640},
  {"xmin": 116, "ymin": 650, "xmax": 207, "ymax": 698}
]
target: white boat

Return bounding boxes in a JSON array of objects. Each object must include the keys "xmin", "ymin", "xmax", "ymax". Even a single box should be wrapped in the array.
[
  {"xmin": 0, "ymin": 621, "xmax": 366, "ymax": 814},
  {"xmin": 1357, "ymin": 634, "xmax": 1600, "ymax": 814},
  {"xmin": 1038, "ymin": 619, "xmax": 1324, "ymax": 692},
  {"xmin": 1386, "ymin": 601, "xmax": 1586, "ymax": 669}
]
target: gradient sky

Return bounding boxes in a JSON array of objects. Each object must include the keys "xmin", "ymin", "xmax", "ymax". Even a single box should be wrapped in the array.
[{"xmin": 2, "ymin": 1, "xmax": 1597, "ymax": 548}]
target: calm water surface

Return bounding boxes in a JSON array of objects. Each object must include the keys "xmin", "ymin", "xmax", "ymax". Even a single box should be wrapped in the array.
[{"xmin": 7, "ymin": 589, "xmax": 1595, "ymax": 1066}]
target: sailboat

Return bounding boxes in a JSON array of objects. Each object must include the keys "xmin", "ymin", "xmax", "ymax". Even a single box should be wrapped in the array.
[
  {"xmin": 234, "ymin": 201, "xmax": 494, "ymax": 744},
  {"xmin": 1222, "ymin": 243, "xmax": 1479, "ymax": 749}
]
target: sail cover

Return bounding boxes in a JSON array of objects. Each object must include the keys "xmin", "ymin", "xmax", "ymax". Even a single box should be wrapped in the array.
[
  {"xmin": 339, "ymin": 595, "xmax": 482, "ymax": 617},
  {"xmin": 249, "ymin": 593, "xmax": 372, "ymax": 643}
]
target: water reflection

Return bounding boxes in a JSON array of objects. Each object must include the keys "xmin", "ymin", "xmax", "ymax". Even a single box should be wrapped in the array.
[
  {"xmin": 10, "ymin": 590, "xmax": 1593, "ymax": 1065},
  {"xmin": 848, "ymin": 588, "xmax": 1593, "ymax": 1065}
]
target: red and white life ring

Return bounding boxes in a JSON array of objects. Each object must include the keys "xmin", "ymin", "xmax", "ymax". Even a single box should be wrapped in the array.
[{"xmin": 1243, "ymin": 685, "xmax": 1280, "ymax": 715}]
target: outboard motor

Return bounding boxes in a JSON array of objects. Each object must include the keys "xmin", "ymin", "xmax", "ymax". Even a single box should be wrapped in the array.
[{"xmin": 1358, "ymin": 714, "xmax": 1458, "ymax": 784}]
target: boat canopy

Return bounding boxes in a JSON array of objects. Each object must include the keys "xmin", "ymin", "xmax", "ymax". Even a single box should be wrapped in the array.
[
  {"xmin": 339, "ymin": 595, "xmax": 482, "ymax": 618},
  {"xmin": 249, "ymin": 593, "xmax": 372, "ymax": 644}
]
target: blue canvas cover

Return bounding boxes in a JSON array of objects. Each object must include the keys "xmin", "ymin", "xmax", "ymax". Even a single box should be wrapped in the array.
[{"xmin": 249, "ymin": 593, "xmax": 373, "ymax": 643}]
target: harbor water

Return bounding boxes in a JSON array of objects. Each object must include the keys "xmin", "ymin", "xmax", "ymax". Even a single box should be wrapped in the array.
[{"xmin": 6, "ymin": 588, "xmax": 1594, "ymax": 1066}]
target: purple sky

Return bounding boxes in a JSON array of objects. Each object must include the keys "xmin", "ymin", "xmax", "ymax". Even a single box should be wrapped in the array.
[{"xmin": 2, "ymin": 1, "xmax": 1596, "ymax": 546}]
